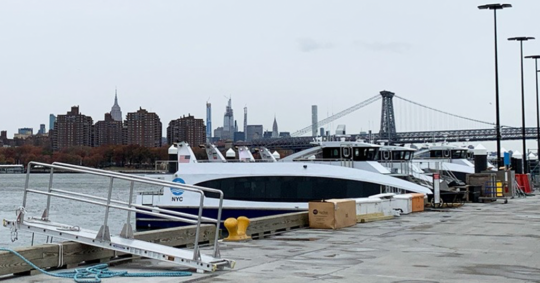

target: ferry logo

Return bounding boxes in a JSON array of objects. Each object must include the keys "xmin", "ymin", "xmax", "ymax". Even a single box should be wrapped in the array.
[{"xmin": 170, "ymin": 178, "xmax": 186, "ymax": 196}]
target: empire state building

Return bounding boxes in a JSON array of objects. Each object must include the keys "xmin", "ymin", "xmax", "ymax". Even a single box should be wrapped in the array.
[{"xmin": 110, "ymin": 89, "xmax": 122, "ymax": 122}]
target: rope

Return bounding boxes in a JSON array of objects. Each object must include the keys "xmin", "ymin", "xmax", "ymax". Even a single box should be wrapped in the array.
[{"xmin": 0, "ymin": 247, "xmax": 191, "ymax": 283}]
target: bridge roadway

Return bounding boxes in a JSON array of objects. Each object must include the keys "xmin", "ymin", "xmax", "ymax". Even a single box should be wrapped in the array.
[{"xmin": 241, "ymin": 127, "xmax": 540, "ymax": 150}]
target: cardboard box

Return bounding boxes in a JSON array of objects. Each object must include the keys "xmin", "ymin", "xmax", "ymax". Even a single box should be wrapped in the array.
[{"xmin": 308, "ymin": 199, "xmax": 357, "ymax": 229}]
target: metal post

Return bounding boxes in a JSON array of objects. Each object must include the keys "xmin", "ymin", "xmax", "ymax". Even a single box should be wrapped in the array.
[
  {"xmin": 120, "ymin": 181, "xmax": 135, "ymax": 239},
  {"xmin": 97, "ymin": 177, "xmax": 115, "ymax": 242},
  {"xmin": 493, "ymin": 9, "xmax": 502, "ymax": 170},
  {"xmin": 525, "ymin": 55, "xmax": 540, "ymax": 179},
  {"xmin": 127, "ymin": 181, "xmax": 134, "ymax": 224},
  {"xmin": 42, "ymin": 167, "xmax": 55, "ymax": 221},
  {"xmin": 192, "ymin": 192, "xmax": 205, "ymax": 261},
  {"xmin": 508, "ymin": 36, "xmax": 535, "ymax": 173},
  {"xmin": 478, "ymin": 4, "xmax": 511, "ymax": 170},
  {"xmin": 520, "ymin": 41, "xmax": 527, "ymax": 173},
  {"xmin": 22, "ymin": 163, "xmax": 33, "ymax": 208},
  {"xmin": 537, "ymin": 59, "xmax": 540, "ymax": 163}
]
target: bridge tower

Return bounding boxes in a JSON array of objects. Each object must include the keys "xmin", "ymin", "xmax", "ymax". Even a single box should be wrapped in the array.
[{"xmin": 379, "ymin": 90, "xmax": 396, "ymax": 144}]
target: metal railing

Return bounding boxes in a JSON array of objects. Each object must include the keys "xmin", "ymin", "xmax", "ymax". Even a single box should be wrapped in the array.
[
  {"xmin": 381, "ymin": 185, "xmax": 405, "ymax": 194},
  {"xmin": 22, "ymin": 161, "xmax": 225, "ymax": 259},
  {"xmin": 378, "ymin": 160, "xmax": 412, "ymax": 176}
]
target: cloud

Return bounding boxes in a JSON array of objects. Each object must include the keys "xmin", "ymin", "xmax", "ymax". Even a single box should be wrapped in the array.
[
  {"xmin": 353, "ymin": 40, "xmax": 411, "ymax": 53},
  {"xmin": 297, "ymin": 38, "xmax": 333, "ymax": 52}
]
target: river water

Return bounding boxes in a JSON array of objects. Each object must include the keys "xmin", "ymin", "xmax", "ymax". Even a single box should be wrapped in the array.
[{"xmin": 0, "ymin": 173, "xmax": 162, "ymax": 249}]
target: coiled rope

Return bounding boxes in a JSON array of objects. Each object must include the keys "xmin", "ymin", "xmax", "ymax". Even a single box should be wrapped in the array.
[{"xmin": 0, "ymin": 247, "xmax": 191, "ymax": 283}]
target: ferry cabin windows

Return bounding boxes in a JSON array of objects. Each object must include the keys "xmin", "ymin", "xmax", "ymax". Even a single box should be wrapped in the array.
[
  {"xmin": 378, "ymin": 150, "xmax": 412, "ymax": 161},
  {"xmin": 197, "ymin": 176, "xmax": 381, "ymax": 202},
  {"xmin": 321, "ymin": 147, "xmax": 379, "ymax": 161},
  {"xmin": 425, "ymin": 149, "xmax": 469, "ymax": 159}
]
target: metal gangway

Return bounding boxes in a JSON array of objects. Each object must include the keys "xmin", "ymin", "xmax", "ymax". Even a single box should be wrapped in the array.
[{"xmin": 2, "ymin": 161, "xmax": 234, "ymax": 273}]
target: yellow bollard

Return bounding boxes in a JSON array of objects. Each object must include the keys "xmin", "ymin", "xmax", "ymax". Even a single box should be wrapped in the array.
[
  {"xmin": 236, "ymin": 216, "xmax": 251, "ymax": 240},
  {"xmin": 223, "ymin": 216, "xmax": 251, "ymax": 241}
]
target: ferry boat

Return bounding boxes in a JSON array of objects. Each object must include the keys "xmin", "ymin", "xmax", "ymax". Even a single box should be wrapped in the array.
[
  {"xmin": 413, "ymin": 144, "xmax": 474, "ymax": 183},
  {"xmin": 279, "ymin": 140, "xmax": 387, "ymax": 174},
  {"xmin": 378, "ymin": 145, "xmax": 433, "ymax": 188},
  {"xmin": 135, "ymin": 142, "xmax": 431, "ymax": 230},
  {"xmin": 0, "ymin": 164, "xmax": 24, "ymax": 174}
]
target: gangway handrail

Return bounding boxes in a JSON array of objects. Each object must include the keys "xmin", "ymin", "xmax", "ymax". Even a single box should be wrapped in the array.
[
  {"xmin": 27, "ymin": 161, "xmax": 209, "ymax": 257},
  {"xmin": 51, "ymin": 161, "xmax": 225, "ymax": 257},
  {"xmin": 22, "ymin": 161, "xmax": 222, "ymax": 261},
  {"xmin": 44, "ymin": 162, "xmax": 211, "ymax": 232},
  {"xmin": 41, "ymin": 188, "xmax": 217, "ymax": 223},
  {"xmin": 24, "ymin": 188, "xmax": 201, "ymax": 224},
  {"xmin": 52, "ymin": 162, "xmax": 225, "ymax": 194}
]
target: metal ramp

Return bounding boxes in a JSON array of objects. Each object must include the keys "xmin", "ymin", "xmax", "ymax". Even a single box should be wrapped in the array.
[{"xmin": 2, "ymin": 161, "xmax": 235, "ymax": 273}]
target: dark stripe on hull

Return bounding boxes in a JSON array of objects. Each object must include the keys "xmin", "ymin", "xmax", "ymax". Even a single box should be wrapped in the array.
[{"xmin": 136, "ymin": 207, "xmax": 302, "ymax": 230}]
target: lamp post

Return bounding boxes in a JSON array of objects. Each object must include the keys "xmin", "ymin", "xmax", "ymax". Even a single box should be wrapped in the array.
[
  {"xmin": 525, "ymin": 55, "xmax": 540, "ymax": 164},
  {"xmin": 478, "ymin": 3, "xmax": 511, "ymax": 170},
  {"xmin": 508, "ymin": 37, "xmax": 535, "ymax": 173}
]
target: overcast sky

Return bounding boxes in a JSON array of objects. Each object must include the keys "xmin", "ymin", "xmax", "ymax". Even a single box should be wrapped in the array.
[{"xmin": 2, "ymin": 1, "xmax": 540, "ymax": 151}]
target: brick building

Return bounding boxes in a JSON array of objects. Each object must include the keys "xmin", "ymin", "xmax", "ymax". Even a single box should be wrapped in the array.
[
  {"xmin": 50, "ymin": 106, "xmax": 93, "ymax": 150},
  {"xmin": 124, "ymin": 107, "xmax": 162, "ymax": 147},
  {"xmin": 94, "ymin": 113, "xmax": 123, "ymax": 147},
  {"xmin": 167, "ymin": 115, "xmax": 206, "ymax": 146}
]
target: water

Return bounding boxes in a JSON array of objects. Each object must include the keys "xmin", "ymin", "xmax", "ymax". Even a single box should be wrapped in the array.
[{"xmin": 0, "ymin": 173, "xmax": 162, "ymax": 249}]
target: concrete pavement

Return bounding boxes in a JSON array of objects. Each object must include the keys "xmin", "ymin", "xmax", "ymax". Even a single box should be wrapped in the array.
[{"xmin": 4, "ymin": 196, "xmax": 540, "ymax": 283}]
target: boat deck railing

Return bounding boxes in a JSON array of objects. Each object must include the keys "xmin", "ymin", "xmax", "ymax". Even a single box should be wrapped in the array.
[
  {"xmin": 197, "ymin": 159, "xmax": 277, "ymax": 163},
  {"xmin": 18, "ymin": 161, "xmax": 226, "ymax": 259},
  {"xmin": 378, "ymin": 160, "xmax": 413, "ymax": 176}
]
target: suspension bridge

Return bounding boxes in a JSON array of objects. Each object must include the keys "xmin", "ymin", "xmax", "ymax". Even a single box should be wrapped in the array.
[{"xmin": 241, "ymin": 90, "xmax": 540, "ymax": 150}]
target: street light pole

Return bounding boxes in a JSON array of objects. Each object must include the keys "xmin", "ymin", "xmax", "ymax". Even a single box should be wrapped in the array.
[
  {"xmin": 478, "ymin": 3, "xmax": 511, "ymax": 170},
  {"xmin": 525, "ymin": 55, "xmax": 540, "ymax": 164},
  {"xmin": 508, "ymin": 37, "xmax": 535, "ymax": 174}
]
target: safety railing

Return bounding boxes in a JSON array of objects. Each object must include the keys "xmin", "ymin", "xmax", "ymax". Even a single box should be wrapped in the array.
[
  {"xmin": 378, "ymin": 160, "xmax": 412, "ymax": 176},
  {"xmin": 381, "ymin": 185, "xmax": 405, "ymax": 194},
  {"xmin": 22, "ymin": 161, "xmax": 225, "ymax": 260}
]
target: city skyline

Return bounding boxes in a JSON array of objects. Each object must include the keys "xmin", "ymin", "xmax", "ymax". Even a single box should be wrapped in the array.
[
  {"xmin": 2, "ymin": 91, "xmax": 286, "ymax": 140},
  {"xmin": 2, "ymin": 1, "xmax": 540, "ymax": 152}
]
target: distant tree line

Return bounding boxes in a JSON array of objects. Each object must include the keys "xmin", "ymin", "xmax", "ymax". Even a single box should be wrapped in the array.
[
  {"xmin": 0, "ymin": 144, "xmax": 169, "ymax": 169},
  {"xmin": 0, "ymin": 144, "xmax": 293, "ymax": 169}
]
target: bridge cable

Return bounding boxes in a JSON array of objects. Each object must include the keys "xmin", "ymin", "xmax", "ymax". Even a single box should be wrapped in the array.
[
  {"xmin": 291, "ymin": 94, "xmax": 381, "ymax": 137},
  {"xmin": 395, "ymin": 95, "xmax": 495, "ymax": 127}
]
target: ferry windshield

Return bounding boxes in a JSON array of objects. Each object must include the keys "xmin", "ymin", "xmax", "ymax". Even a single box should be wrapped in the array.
[
  {"xmin": 451, "ymin": 150, "xmax": 468, "ymax": 159},
  {"xmin": 392, "ymin": 151, "xmax": 412, "ymax": 161}
]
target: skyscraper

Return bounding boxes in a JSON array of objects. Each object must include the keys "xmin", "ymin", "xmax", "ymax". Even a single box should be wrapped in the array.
[
  {"xmin": 206, "ymin": 102, "xmax": 212, "ymax": 143},
  {"xmin": 38, "ymin": 124, "xmax": 46, "ymax": 135},
  {"xmin": 246, "ymin": 125, "xmax": 263, "ymax": 142},
  {"xmin": 243, "ymin": 107, "xmax": 247, "ymax": 141},
  {"xmin": 222, "ymin": 97, "xmax": 234, "ymax": 140},
  {"xmin": 311, "ymin": 105, "xmax": 318, "ymax": 137},
  {"xmin": 110, "ymin": 89, "xmax": 123, "ymax": 122},
  {"xmin": 272, "ymin": 116, "xmax": 279, "ymax": 138},
  {"xmin": 49, "ymin": 114, "xmax": 56, "ymax": 132},
  {"xmin": 124, "ymin": 107, "xmax": 162, "ymax": 147}
]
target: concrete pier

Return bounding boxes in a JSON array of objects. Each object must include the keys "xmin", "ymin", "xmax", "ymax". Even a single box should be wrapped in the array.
[{"xmin": 4, "ymin": 196, "xmax": 540, "ymax": 282}]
